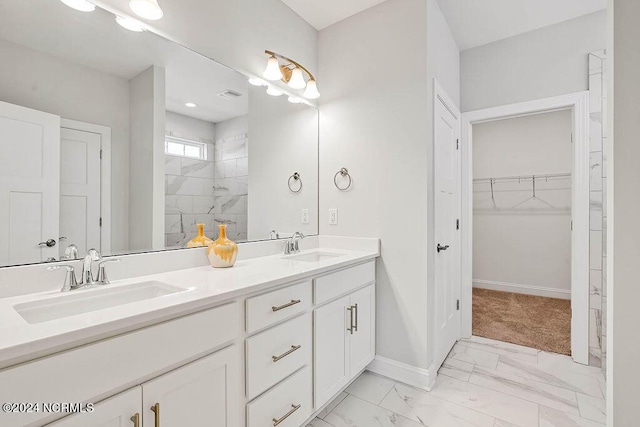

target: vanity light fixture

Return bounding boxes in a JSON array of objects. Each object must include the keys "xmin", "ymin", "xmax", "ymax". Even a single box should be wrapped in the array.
[
  {"xmin": 185, "ymin": 102, "xmax": 197, "ymax": 108},
  {"xmin": 248, "ymin": 77, "xmax": 268, "ymax": 87},
  {"xmin": 60, "ymin": 0, "xmax": 96, "ymax": 12},
  {"xmin": 116, "ymin": 16, "xmax": 146, "ymax": 32},
  {"xmin": 129, "ymin": 0, "xmax": 164, "ymax": 20},
  {"xmin": 262, "ymin": 50, "xmax": 320, "ymax": 99},
  {"xmin": 266, "ymin": 86, "xmax": 283, "ymax": 97}
]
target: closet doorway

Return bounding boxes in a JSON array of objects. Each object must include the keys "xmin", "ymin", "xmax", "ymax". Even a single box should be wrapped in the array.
[{"xmin": 460, "ymin": 93, "xmax": 590, "ymax": 364}]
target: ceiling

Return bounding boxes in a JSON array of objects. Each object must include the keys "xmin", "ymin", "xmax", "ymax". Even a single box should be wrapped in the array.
[
  {"xmin": 435, "ymin": 0, "xmax": 607, "ymax": 50},
  {"xmin": 0, "ymin": 0, "xmax": 248, "ymax": 123},
  {"xmin": 280, "ymin": 0, "xmax": 388, "ymax": 30}
]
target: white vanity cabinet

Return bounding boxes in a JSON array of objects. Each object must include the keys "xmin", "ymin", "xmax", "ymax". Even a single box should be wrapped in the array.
[
  {"xmin": 141, "ymin": 346, "xmax": 240, "ymax": 427},
  {"xmin": 313, "ymin": 261, "xmax": 376, "ymax": 409},
  {"xmin": 47, "ymin": 387, "xmax": 142, "ymax": 427}
]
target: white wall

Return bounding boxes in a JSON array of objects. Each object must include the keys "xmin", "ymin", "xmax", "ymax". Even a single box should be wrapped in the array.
[
  {"xmin": 248, "ymin": 87, "xmax": 318, "ymax": 240},
  {"xmin": 460, "ymin": 11, "xmax": 607, "ymax": 112},
  {"xmin": 0, "ymin": 38, "xmax": 131, "ymax": 252},
  {"xmin": 610, "ymin": 0, "xmax": 640, "ymax": 423},
  {"xmin": 472, "ymin": 111, "xmax": 572, "ymax": 296},
  {"xmin": 319, "ymin": 0, "xmax": 459, "ymax": 371},
  {"xmin": 94, "ymin": 0, "xmax": 318, "ymax": 92},
  {"xmin": 129, "ymin": 66, "xmax": 166, "ymax": 251}
]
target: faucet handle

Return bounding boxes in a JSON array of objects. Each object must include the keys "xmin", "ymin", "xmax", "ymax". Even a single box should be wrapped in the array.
[
  {"xmin": 96, "ymin": 259, "xmax": 120, "ymax": 285},
  {"xmin": 47, "ymin": 264, "xmax": 79, "ymax": 292}
]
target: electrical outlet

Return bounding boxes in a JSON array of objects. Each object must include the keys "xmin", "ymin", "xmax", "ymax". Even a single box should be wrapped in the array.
[
  {"xmin": 329, "ymin": 209, "xmax": 338, "ymax": 225},
  {"xmin": 301, "ymin": 209, "xmax": 309, "ymax": 224}
]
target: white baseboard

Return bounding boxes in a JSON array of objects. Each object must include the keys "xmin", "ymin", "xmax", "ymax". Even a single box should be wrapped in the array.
[
  {"xmin": 367, "ymin": 355, "xmax": 436, "ymax": 391},
  {"xmin": 473, "ymin": 279, "xmax": 571, "ymax": 300}
]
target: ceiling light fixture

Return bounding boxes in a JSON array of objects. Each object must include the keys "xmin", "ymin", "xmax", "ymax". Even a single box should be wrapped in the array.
[
  {"xmin": 185, "ymin": 102, "xmax": 197, "ymax": 108},
  {"xmin": 60, "ymin": 0, "xmax": 96, "ymax": 12},
  {"xmin": 129, "ymin": 0, "xmax": 164, "ymax": 20},
  {"xmin": 266, "ymin": 86, "xmax": 283, "ymax": 97},
  {"xmin": 262, "ymin": 50, "xmax": 320, "ymax": 99},
  {"xmin": 116, "ymin": 16, "xmax": 146, "ymax": 32}
]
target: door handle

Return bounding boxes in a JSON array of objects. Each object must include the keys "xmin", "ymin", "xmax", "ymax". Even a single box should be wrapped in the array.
[
  {"xmin": 353, "ymin": 304, "xmax": 358, "ymax": 332},
  {"xmin": 130, "ymin": 413, "xmax": 140, "ymax": 427},
  {"xmin": 347, "ymin": 306, "xmax": 354, "ymax": 334},
  {"xmin": 150, "ymin": 403, "xmax": 160, "ymax": 427},
  {"xmin": 38, "ymin": 239, "xmax": 57, "ymax": 247},
  {"xmin": 437, "ymin": 244, "xmax": 449, "ymax": 253}
]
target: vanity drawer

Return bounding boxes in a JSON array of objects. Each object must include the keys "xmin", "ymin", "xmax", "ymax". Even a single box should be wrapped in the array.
[
  {"xmin": 314, "ymin": 261, "xmax": 375, "ymax": 305},
  {"xmin": 247, "ymin": 366, "xmax": 312, "ymax": 427},
  {"xmin": 246, "ymin": 313, "xmax": 311, "ymax": 400},
  {"xmin": 0, "ymin": 303, "xmax": 240, "ymax": 427},
  {"xmin": 246, "ymin": 281, "xmax": 312, "ymax": 333}
]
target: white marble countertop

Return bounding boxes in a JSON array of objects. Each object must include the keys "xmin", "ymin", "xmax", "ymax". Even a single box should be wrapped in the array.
[{"xmin": 0, "ymin": 246, "xmax": 378, "ymax": 368}]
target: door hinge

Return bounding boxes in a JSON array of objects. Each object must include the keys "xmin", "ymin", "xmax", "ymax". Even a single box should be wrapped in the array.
[
  {"xmin": 99, "ymin": 217, "xmax": 102, "ymax": 227},
  {"xmin": 570, "ymin": 133, "xmax": 574, "ymax": 144},
  {"xmin": 456, "ymin": 139, "xmax": 459, "ymax": 150},
  {"xmin": 456, "ymin": 299, "xmax": 460, "ymax": 310},
  {"xmin": 570, "ymin": 220, "xmax": 573, "ymax": 231},
  {"xmin": 456, "ymin": 219, "xmax": 460, "ymax": 230},
  {"xmin": 100, "ymin": 149, "xmax": 103, "ymax": 160}
]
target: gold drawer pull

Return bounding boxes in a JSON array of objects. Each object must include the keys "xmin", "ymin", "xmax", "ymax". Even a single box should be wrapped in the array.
[
  {"xmin": 272, "ymin": 299, "xmax": 301, "ymax": 312},
  {"xmin": 347, "ymin": 306, "xmax": 354, "ymax": 334},
  {"xmin": 353, "ymin": 303, "xmax": 358, "ymax": 332},
  {"xmin": 272, "ymin": 345, "xmax": 301, "ymax": 362},
  {"xmin": 272, "ymin": 403, "xmax": 301, "ymax": 426},
  {"xmin": 151, "ymin": 403, "xmax": 160, "ymax": 427},
  {"xmin": 130, "ymin": 413, "xmax": 140, "ymax": 427}
]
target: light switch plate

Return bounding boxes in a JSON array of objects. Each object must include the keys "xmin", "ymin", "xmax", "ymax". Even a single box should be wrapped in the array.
[
  {"xmin": 329, "ymin": 209, "xmax": 338, "ymax": 225},
  {"xmin": 301, "ymin": 209, "xmax": 309, "ymax": 224}
]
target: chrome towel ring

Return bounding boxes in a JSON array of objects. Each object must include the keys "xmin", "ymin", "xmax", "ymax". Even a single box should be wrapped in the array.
[
  {"xmin": 334, "ymin": 167, "xmax": 352, "ymax": 191},
  {"xmin": 288, "ymin": 172, "xmax": 303, "ymax": 193}
]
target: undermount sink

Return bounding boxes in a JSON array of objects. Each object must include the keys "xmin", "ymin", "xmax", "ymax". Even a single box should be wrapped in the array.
[
  {"xmin": 285, "ymin": 251, "xmax": 344, "ymax": 262},
  {"xmin": 13, "ymin": 281, "xmax": 187, "ymax": 324}
]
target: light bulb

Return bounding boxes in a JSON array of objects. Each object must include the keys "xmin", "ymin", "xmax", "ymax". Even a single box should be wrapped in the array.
[
  {"xmin": 266, "ymin": 86, "xmax": 283, "ymax": 97},
  {"xmin": 263, "ymin": 56, "xmax": 283, "ymax": 81},
  {"xmin": 288, "ymin": 67, "xmax": 306, "ymax": 89},
  {"xmin": 116, "ymin": 16, "xmax": 145, "ymax": 32},
  {"xmin": 129, "ymin": 0, "xmax": 164, "ymax": 20},
  {"xmin": 248, "ymin": 77, "xmax": 267, "ymax": 87},
  {"xmin": 60, "ymin": 0, "xmax": 96, "ymax": 12},
  {"xmin": 303, "ymin": 79, "xmax": 320, "ymax": 99},
  {"xmin": 288, "ymin": 96, "xmax": 302, "ymax": 104}
]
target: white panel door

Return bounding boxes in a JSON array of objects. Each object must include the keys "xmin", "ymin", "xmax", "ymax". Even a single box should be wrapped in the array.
[
  {"xmin": 46, "ymin": 387, "xmax": 142, "ymax": 427},
  {"xmin": 59, "ymin": 127, "xmax": 101, "ymax": 257},
  {"xmin": 0, "ymin": 101, "xmax": 60, "ymax": 265},
  {"xmin": 434, "ymin": 94, "xmax": 461, "ymax": 369},
  {"xmin": 314, "ymin": 295, "xmax": 350, "ymax": 409},
  {"xmin": 349, "ymin": 284, "xmax": 375, "ymax": 374},
  {"xmin": 142, "ymin": 346, "xmax": 240, "ymax": 427}
]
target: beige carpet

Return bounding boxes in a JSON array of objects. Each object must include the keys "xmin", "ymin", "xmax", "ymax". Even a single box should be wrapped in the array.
[{"xmin": 473, "ymin": 288, "xmax": 571, "ymax": 355}]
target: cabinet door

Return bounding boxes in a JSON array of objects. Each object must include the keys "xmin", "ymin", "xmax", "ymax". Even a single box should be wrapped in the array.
[
  {"xmin": 314, "ymin": 295, "xmax": 350, "ymax": 409},
  {"xmin": 349, "ymin": 285, "xmax": 376, "ymax": 374},
  {"xmin": 142, "ymin": 346, "xmax": 240, "ymax": 427},
  {"xmin": 46, "ymin": 387, "xmax": 141, "ymax": 427}
]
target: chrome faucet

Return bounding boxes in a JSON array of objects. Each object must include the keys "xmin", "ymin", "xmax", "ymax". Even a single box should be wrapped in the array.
[
  {"xmin": 284, "ymin": 232, "xmax": 306, "ymax": 255},
  {"xmin": 81, "ymin": 248, "xmax": 101, "ymax": 285},
  {"xmin": 47, "ymin": 265, "xmax": 80, "ymax": 292}
]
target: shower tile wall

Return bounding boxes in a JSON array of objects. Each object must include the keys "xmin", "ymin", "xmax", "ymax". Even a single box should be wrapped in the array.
[
  {"xmin": 212, "ymin": 115, "xmax": 249, "ymax": 243},
  {"xmin": 588, "ymin": 50, "xmax": 607, "ymax": 372}
]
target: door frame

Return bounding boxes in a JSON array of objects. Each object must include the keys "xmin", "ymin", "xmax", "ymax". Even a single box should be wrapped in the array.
[
  {"xmin": 460, "ymin": 92, "xmax": 590, "ymax": 365},
  {"xmin": 60, "ymin": 119, "xmax": 112, "ymax": 255}
]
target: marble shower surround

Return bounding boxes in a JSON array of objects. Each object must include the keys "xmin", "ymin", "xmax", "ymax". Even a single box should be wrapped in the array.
[{"xmin": 588, "ymin": 50, "xmax": 607, "ymax": 371}]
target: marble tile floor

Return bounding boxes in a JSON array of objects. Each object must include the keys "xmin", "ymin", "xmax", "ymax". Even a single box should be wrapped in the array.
[{"xmin": 307, "ymin": 336, "xmax": 606, "ymax": 427}]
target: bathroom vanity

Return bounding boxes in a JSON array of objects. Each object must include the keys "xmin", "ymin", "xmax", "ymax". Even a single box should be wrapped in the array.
[{"xmin": 0, "ymin": 239, "xmax": 379, "ymax": 427}]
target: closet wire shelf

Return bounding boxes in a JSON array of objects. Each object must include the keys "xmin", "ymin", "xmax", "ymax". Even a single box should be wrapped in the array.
[{"xmin": 473, "ymin": 173, "xmax": 571, "ymax": 199}]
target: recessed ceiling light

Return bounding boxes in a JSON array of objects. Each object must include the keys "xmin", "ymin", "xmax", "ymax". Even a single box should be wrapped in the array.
[
  {"xmin": 129, "ymin": 0, "xmax": 164, "ymax": 20},
  {"xmin": 185, "ymin": 102, "xmax": 197, "ymax": 108},
  {"xmin": 60, "ymin": 0, "xmax": 96, "ymax": 12},
  {"xmin": 248, "ymin": 77, "xmax": 267, "ymax": 87},
  {"xmin": 116, "ymin": 16, "xmax": 146, "ymax": 32}
]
